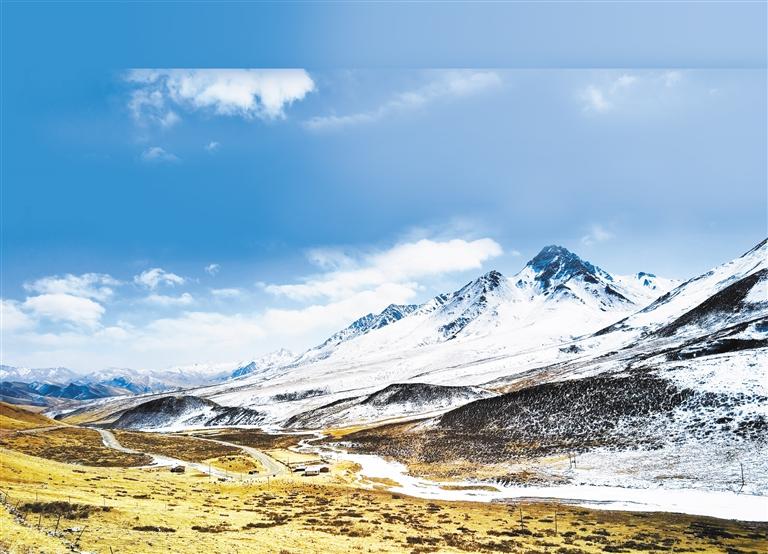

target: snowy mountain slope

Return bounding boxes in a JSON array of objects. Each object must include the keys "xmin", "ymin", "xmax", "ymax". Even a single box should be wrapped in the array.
[
  {"xmin": 76, "ymin": 245, "xmax": 678, "ymax": 426},
  {"xmin": 231, "ymin": 348, "xmax": 296, "ymax": 379},
  {"xmin": 0, "ymin": 365, "xmax": 79, "ymax": 385},
  {"xmin": 294, "ymin": 304, "xmax": 418, "ymax": 363},
  {"xmin": 210, "ymin": 239, "xmax": 762, "ymax": 427},
  {"xmin": 66, "ymin": 240, "xmax": 765, "ymax": 433},
  {"xmin": 335, "ymin": 252, "xmax": 767, "ymax": 493},
  {"xmin": 597, "ymin": 238, "xmax": 766, "ymax": 338},
  {"xmin": 340, "ymin": 343, "xmax": 768, "ymax": 494},
  {"xmin": 285, "ymin": 383, "xmax": 496, "ymax": 429},
  {"xmin": 109, "ymin": 395, "xmax": 265, "ymax": 430}
]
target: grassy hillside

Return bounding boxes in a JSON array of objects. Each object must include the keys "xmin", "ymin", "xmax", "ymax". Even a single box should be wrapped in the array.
[
  {"xmin": 0, "ymin": 429, "xmax": 766, "ymax": 553},
  {"xmin": 0, "ymin": 401, "xmax": 58, "ymax": 431}
]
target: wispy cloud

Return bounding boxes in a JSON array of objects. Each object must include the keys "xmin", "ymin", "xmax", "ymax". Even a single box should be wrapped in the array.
[
  {"xmin": 304, "ymin": 70, "xmax": 502, "ymax": 131},
  {"xmin": 141, "ymin": 146, "xmax": 179, "ymax": 163},
  {"xmin": 23, "ymin": 273, "xmax": 120, "ymax": 302},
  {"xmin": 205, "ymin": 141, "xmax": 220, "ymax": 152},
  {"xmin": 133, "ymin": 268, "xmax": 186, "ymax": 290},
  {"xmin": 125, "ymin": 69, "xmax": 315, "ymax": 124},
  {"xmin": 581, "ymin": 224, "xmax": 614, "ymax": 246},
  {"xmin": 143, "ymin": 292, "xmax": 195, "ymax": 307},
  {"xmin": 580, "ymin": 71, "xmax": 684, "ymax": 114},
  {"xmin": 204, "ymin": 263, "xmax": 220, "ymax": 276},
  {"xmin": 211, "ymin": 288, "xmax": 241, "ymax": 298},
  {"xmin": 2, "ymin": 234, "xmax": 506, "ymax": 370},
  {"xmin": 580, "ymin": 73, "xmax": 638, "ymax": 113},
  {"xmin": 265, "ymin": 237, "xmax": 503, "ymax": 301}
]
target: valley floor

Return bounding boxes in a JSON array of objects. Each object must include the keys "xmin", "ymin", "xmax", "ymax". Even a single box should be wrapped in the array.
[{"xmin": 0, "ymin": 423, "xmax": 767, "ymax": 554}]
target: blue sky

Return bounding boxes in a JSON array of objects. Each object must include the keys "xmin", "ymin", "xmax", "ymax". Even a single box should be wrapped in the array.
[{"xmin": 1, "ymin": 3, "xmax": 766, "ymax": 372}]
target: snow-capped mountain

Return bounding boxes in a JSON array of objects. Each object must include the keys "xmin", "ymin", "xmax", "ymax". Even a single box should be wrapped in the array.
[
  {"xmin": 2, "ymin": 350, "xmax": 298, "ymax": 406},
  {"xmin": 95, "ymin": 244, "xmax": 677, "ymax": 425},
  {"xmin": 39, "ymin": 239, "xmax": 767, "ymax": 500},
  {"xmin": 0, "ymin": 365, "xmax": 80, "ymax": 385},
  {"xmin": 295, "ymin": 304, "xmax": 418, "ymax": 363},
  {"xmin": 593, "ymin": 238, "xmax": 766, "ymax": 340},
  {"xmin": 231, "ymin": 348, "xmax": 296, "ymax": 379},
  {"xmin": 41, "ymin": 240, "xmax": 766, "ymax": 435},
  {"xmin": 291, "ymin": 244, "xmax": 676, "ymax": 358},
  {"xmin": 350, "ymin": 240, "xmax": 768, "ymax": 494}
]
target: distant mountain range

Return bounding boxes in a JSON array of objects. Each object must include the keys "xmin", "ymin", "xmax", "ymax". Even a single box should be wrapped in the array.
[{"xmin": 0, "ymin": 349, "xmax": 297, "ymax": 406}]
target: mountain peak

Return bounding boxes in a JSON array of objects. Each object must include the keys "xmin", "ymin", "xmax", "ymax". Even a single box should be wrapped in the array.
[
  {"xmin": 526, "ymin": 245, "xmax": 607, "ymax": 289},
  {"xmin": 473, "ymin": 269, "xmax": 505, "ymax": 290}
]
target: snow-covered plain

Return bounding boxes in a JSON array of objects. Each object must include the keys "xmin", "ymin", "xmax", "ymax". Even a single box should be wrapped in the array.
[{"xmin": 309, "ymin": 444, "xmax": 768, "ymax": 521}]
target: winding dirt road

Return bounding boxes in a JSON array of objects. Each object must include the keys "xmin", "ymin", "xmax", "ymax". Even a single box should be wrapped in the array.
[{"xmin": 95, "ymin": 428, "xmax": 286, "ymax": 479}]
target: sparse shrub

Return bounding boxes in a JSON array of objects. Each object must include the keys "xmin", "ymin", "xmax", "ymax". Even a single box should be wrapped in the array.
[
  {"xmin": 132, "ymin": 525, "xmax": 176, "ymax": 533},
  {"xmin": 20, "ymin": 501, "xmax": 109, "ymax": 519}
]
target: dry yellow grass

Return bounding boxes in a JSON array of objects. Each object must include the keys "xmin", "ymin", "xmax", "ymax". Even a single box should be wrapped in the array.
[
  {"xmin": 0, "ymin": 402, "xmax": 59, "ymax": 432},
  {"xmin": 0, "ymin": 428, "xmax": 151, "ymax": 467},
  {"xmin": 113, "ymin": 430, "xmax": 240, "ymax": 463},
  {"xmin": 185, "ymin": 428, "xmax": 313, "ymax": 450},
  {"xmin": 205, "ymin": 454, "xmax": 263, "ymax": 474},
  {"xmin": 1, "ymin": 432, "xmax": 766, "ymax": 554}
]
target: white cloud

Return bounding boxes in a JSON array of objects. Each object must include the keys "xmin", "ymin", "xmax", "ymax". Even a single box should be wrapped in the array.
[
  {"xmin": 305, "ymin": 70, "xmax": 501, "ymax": 131},
  {"xmin": 128, "ymin": 88, "xmax": 181, "ymax": 128},
  {"xmin": 141, "ymin": 146, "xmax": 179, "ymax": 163},
  {"xmin": 126, "ymin": 69, "xmax": 315, "ymax": 122},
  {"xmin": 5, "ymin": 234, "xmax": 505, "ymax": 371},
  {"xmin": 205, "ymin": 141, "xmax": 220, "ymax": 152},
  {"xmin": 143, "ymin": 293, "xmax": 195, "ymax": 307},
  {"xmin": 265, "ymin": 237, "xmax": 503, "ymax": 301},
  {"xmin": 204, "ymin": 263, "xmax": 220, "ymax": 276},
  {"xmin": 133, "ymin": 268, "xmax": 186, "ymax": 290},
  {"xmin": 262, "ymin": 283, "xmax": 418, "ymax": 337},
  {"xmin": 581, "ymin": 73, "xmax": 639, "ymax": 112},
  {"xmin": 22, "ymin": 294, "xmax": 105, "ymax": 328},
  {"xmin": 305, "ymin": 248, "xmax": 356, "ymax": 271},
  {"xmin": 610, "ymin": 74, "xmax": 638, "ymax": 92},
  {"xmin": 23, "ymin": 273, "xmax": 120, "ymax": 302},
  {"xmin": 135, "ymin": 311, "xmax": 265, "ymax": 353},
  {"xmin": 580, "ymin": 71, "xmax": 684, "ymax": 114},
  {"xmin": 581, "ymin": 224, "xmax": 615, "ymax": 246},
  {"xmin": 211, "ymin": 288, "xmax": 242, "ymax": 298},
  {"xmin": 1, "ymin": 299, "xmax": 35, "ymax": 332},
  {"xmin": 582, "ymin": 85, "xmax": 611, "ymax": 112}
]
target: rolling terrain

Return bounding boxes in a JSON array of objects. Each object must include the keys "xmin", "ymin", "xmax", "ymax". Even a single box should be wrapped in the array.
[
  {"xmin": 3, "ymin": 240, "xmax": 766, "ymax": 542},
  {"xmin": 1, "ymin": 403, "xmax": 766, "ymax": 554}
]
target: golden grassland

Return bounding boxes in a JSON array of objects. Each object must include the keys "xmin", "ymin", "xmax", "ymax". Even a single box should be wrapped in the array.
[
  {"xmin": 206, "ymin": 454, "xmax": 263, "ymax": 474},
  {"xmin": 0, "ymin": 428, "xmax": 151, "ymax": 467},
  {"xmin": 1, "ymin": 441, "xmax": 767, "ymax": 554},
  {"xmin": 0, "ymin": 407, "xmax": 766, "ymax": 553},
  {"xmin": 0, "ymin": 403, "xmax": 58, "ymax": 432},
  {"xmin": 112, "ymin": 431, "xmax": 241, "ymax": 462},
  {"xmin": 185, "ymin": 428, "xmax": 314, "ymax": 450}
]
